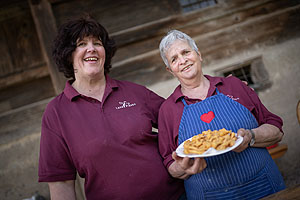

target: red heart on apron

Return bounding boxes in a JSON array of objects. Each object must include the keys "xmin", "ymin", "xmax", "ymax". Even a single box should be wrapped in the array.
[{"xmin": 200, "ymin": 111, "xmax": 215, "ymax": 123}]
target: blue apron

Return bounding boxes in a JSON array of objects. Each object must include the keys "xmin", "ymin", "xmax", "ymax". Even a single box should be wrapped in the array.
[{"xmin": 178, "ymin": 89, "xmax": 285, "ymax": 200}]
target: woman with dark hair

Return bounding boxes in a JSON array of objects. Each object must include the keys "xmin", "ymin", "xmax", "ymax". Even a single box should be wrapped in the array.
[
  {"xmin": 52, "ymin": 16, "xmax": 116, "ymax": 78},
  {"xmin": 38, "ymin": 16, "xmax": 184, "ymax": 199}
]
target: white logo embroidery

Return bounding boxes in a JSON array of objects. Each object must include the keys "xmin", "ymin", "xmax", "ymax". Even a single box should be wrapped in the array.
[
  {"xmin": 115, "ymin": 101, "xmax": 136, "ymax": 110},
  {"xmin": 226, "ymin": 95, "xmax": 240, "ymax": 101}
]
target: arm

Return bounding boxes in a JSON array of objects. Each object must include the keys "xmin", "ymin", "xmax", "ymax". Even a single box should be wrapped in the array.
[
  {"xmin": 168, "ymin": 152, "xmax": 207, "ymax": 179},
  {"xmin": 225, "ymin": 76, "xmax": 284, "ymax": 152},
  {"xmin": 48, "ymin": 180, "xmax": 76, "ymax": 200},
  {"xmin": 39, "ymin": 110, "xmax": 77, "ymax": 192},
  {"xmin": 234, "ymin": 124, "xmax": 283, "ymax": 152},
  {"xmin": 158, "ymin": 92, "xmax": 207, "ymax": 179}
]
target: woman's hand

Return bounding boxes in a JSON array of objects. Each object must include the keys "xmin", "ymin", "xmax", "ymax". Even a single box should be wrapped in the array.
[
  {"xmin": 233, "ymin": 124, "xmax": 283, "ymax": 152},
  {"xmin": 168, "ymin": 152, "xmax": 207, "ymax": 179},
  {"xmin": 233, "ymin": 128, "xmax": 252, "ymax": 152}
]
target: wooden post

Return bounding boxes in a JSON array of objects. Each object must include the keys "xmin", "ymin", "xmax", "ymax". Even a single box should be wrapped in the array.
[{"xmin": 28, "ymin": 0, "xmax": 66, "ymax": 94}]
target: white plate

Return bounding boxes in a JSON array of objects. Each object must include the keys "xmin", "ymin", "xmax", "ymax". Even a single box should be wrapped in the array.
[{"xmin": 176, "ymin": 135, "xmax": 243, "ymax": 158}]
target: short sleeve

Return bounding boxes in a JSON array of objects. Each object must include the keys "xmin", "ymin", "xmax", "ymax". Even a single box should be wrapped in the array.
[
  {"xmin": 38, "ymin": 112, "xmax": 76, "ymax": 182},
  {"xmin": 145, "ymin": 89, "xmax": 165, "ymax": 128},
  {"xmin": 239, "ymin": 79, "xmax": 284, "ymax": 133},
  {"xmin": 158, "ymin": 99, "xmax": 183, "ymax": 169}
]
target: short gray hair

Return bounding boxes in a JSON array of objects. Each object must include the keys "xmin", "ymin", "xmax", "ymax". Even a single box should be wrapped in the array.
[{"xmin": 159, "ymin": 30, "xmax": 199, "ymax": 68}]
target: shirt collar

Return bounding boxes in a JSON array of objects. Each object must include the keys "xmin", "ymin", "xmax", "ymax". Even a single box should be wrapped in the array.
[
  {"xmin": 63, "ymin": 74, "xmax": 119, "ymax": 101},
  {"xmin": 171, "ymin": 75, "xmax": 224, "ymax": 103},
  {"xmin": 105, "ymin": 74, "xmax": 119, "ymax": 90}
]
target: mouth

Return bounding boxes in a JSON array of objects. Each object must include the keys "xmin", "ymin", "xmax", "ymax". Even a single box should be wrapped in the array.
[
  {"xmin": 83, "ymin": 57, "xmax": 98, "ymax": 62},
  {"xmin": 181, "ymin": 64, "xmax": 192, "ymax": 72}
]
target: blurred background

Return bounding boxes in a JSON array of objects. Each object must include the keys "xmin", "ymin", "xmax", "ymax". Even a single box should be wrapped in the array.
[{"xmin": 0, "ymin": 0, "xmax": 299, "ymax": 199}]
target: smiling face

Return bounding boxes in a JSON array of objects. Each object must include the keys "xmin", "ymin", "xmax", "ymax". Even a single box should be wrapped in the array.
[
  {"xmin": 72, "ymin": 35, "xmax": 106, "ymax": 80},
  {"xmin": 165, "ymin": 39, "xmax": 203, "ymax": 83}
]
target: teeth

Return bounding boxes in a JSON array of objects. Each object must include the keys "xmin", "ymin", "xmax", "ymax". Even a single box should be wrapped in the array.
[
  {"xmin": 84, "ymin": 57, "xmax": 98, "ymax": 61},
  {"xmin": 183, "ymin": 65, "xmax": 190, "ymax": 71}
]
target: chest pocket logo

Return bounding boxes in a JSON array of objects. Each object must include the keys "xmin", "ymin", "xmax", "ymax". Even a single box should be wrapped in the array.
[
  {"xmin": 200, "ymin": 111, "xmax": 215, "ymax": 123},
  {"xmin": 115, "ymin": 101, "xmax": 136, "ymax": 110}
]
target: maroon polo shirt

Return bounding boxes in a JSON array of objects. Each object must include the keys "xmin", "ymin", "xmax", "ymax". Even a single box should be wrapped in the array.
[
  {"xmin": 38, "ymin": 75, "xmax": 184, "ymax": 200},
  {"xmin": 158, "ymin": 75, "xmax": 284, "ymax": 169}
]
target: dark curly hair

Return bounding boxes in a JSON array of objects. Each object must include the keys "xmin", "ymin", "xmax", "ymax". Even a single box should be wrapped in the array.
[{"xmin": 52, "ymin": 15, "xmax": 117, "ymax": 80}]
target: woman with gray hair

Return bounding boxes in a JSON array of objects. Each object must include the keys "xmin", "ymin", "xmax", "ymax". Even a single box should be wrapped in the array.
[{"xmin": 158, "ymin": 30, "xmax": 285, "ymax": 199}]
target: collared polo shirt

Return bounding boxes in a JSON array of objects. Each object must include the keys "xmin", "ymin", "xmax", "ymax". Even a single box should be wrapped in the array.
[
  {"xmin": 158, "ymin": 75, "xmax": 284, "ymax": 169},
  {"xmin": 38, "ymin": 75, "xmax": 184, "ymax": 200}
]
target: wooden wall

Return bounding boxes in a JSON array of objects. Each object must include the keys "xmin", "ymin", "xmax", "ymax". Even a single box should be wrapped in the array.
[
  {"xmin": 51, "ymin": 0, "xmax": 181, "ymax": 32},
  {"xmin": 0, "ymin": 0, "xmax": 181, "ymax": 113},
  {"xmin": 0, "ymin": 1, "xmax": 47, "ymax": 89},
  {"xmin": 0, "ymin": 0, "xmax": 300, "ymax": 111},
  {"xmin": 109, "ymin": 0, "xmax": 300, "ymax": 84}
]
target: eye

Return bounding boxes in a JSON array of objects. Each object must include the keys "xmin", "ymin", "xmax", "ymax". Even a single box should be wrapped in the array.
[
  {"xmin": 171, "ymin": 57, "xmax": 177, "ymax": 63},
  {"xmin": 183, "ymin": 50, "xmax": 190, "ymax": 55},
  {"xmin": 94, "ymin": 41, "xmax": 103, "ymax": 46},
  {"xmin": 77, "ymin": 42, "xmax": 86, "ymax": 47}
]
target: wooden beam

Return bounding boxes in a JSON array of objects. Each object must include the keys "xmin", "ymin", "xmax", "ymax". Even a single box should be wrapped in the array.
[
  {"xmin": 112, "ymin": 0, "xmax": 300, "ymax": 64},
  {"xmin": 0, "ymin": 64, "xmax": 49, "ymax": 90},
  {"xmin": 28, "ymin": 0, "xmax": 66, "ymax": 94},
  {"xmin": 110, "ymin": 3, "xmax": 300, "ymax": 86},
  {"xmin": 268, "ymin": 144, "xmax": 288, "ymax": 159}
]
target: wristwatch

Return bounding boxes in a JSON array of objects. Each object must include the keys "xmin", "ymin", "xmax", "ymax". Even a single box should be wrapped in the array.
[{"xmin": 248, "ymin": 129, "xmax": 255, "ymax": 146}]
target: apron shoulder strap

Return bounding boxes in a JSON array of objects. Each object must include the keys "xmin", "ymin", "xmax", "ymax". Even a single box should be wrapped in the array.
[
  {"xmin": 181, "ymin": 98, "xmax": 188, "ymax": 106},
  {"xmin": 181, "ymin": 87, "xmax": 220, "ymax": 106}
]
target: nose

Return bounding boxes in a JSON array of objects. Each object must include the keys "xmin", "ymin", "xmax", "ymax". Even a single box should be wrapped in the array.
[
  {"xmin": 87, "ymin": 44, "xmax": 96, "ymax": 53},
  {"xmin": 178, "ymin": 55, "xmax": 186, "ymax": 65}
]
